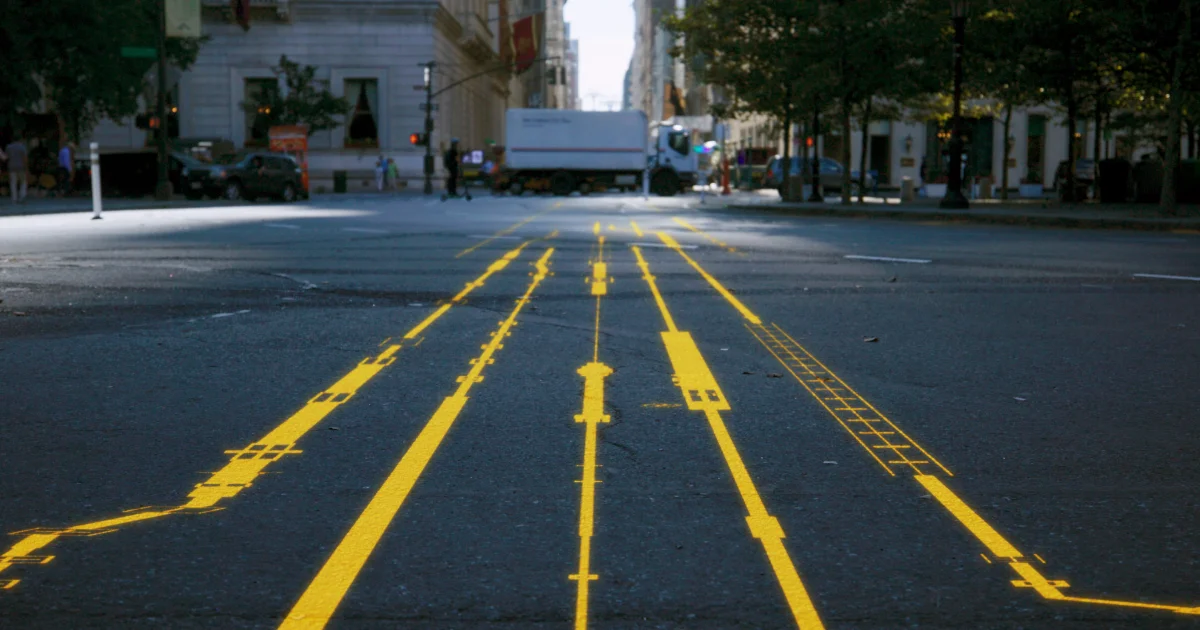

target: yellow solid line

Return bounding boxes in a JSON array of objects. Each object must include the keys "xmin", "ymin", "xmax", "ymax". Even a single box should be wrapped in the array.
[
  {"xmin": 656, "ymin": 232, "xmax": 761, "ymax": 325},
  {"xmin": 672, "ymin": 217, "xmax": 740, "ymax": 254},
  {"xmin": 280, "ymin": 249, "xmax": 555, "ymax": 630},
  {"xmin": 593, "ymin": 221, "xmax": 600, "ymax": 235},
  {"xmin": 635, "ymin": 249, "xmax": 824, "ymax": 629},
  {"xmin": 457, "ymin": 212, "xmax": 546, "ymax": 258},
  {"xmin": 915, "ymin": 475, "xmax": 1023, "ymax": 559},
  {"xmin": 629, "ymin": 220, "xmax": 644, "ymax": 237},
  {"xmin": 0, "ymin": 242, "xmax": 536, "ymax": 586},
  {"xmin": 631, "ymin": 247, "xmax": 677, "ymax": 333}
]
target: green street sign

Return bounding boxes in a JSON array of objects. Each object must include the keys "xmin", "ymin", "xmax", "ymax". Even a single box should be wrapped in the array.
[{"xmin": 121, "ymin": 46, "xmax": 157, "ymax": 59}]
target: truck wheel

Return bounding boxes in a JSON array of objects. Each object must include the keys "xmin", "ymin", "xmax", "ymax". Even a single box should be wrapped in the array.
[
  {"xmin": 579, "ymin": 181, "xmax": 592, "ymax": 196},
  {"xmin": 550, "ymin": 171, "xmax": 575, "ymax": 196},
  {"xmin": 509, "ymin": 180, "xmax": 524, "ymax": 196},
  {"xmin": 652, "ymin": 171, "xmax": 679, "ymax": 197}
]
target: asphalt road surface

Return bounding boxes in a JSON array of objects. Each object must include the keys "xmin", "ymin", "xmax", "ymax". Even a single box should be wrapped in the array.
[{"xmin": 1, "ymin": 192, "xmax": 1198, "ymax": 629}]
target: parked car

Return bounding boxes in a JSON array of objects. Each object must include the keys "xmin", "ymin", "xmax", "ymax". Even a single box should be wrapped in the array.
[
  {"xmin": 207, "ymin": 151, "xmax": 304, "ymax": 202},
  {"xmin": 763, "ymin": 156, "xmax": 876, "ymax": 194},
  {"xmin": 175, "ymin": 152, "xmax": 217, "ymax": 200},
  {"xmin": 1052, "ymin": 158, "xmax": 1096, "ymax": 199}
]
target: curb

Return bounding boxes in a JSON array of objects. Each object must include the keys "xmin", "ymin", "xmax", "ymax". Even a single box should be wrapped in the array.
[{"xmin": 723, "ymin": 203, "xmax": 1200, "ymax": 232}]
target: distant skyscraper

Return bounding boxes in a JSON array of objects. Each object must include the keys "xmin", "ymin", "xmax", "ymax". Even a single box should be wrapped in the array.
[
  {"xmin": 622, "ymin": 60, "xmax": 633, "ymax": 111},
  {"xmin": 566, "ymin": 25, "xmax": 580, "ymax": 110}
]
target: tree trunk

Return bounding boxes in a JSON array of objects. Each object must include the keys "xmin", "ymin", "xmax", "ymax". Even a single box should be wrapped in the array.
[
  {"xmin": 1001, "ymin": 104, "xmax": 1013, "ymax": 201},
  {"xmin": 1066, "ymin": 93, "xmax": 1078, "ymax": 203},
  {"xmin": 1162, "ymin": 0, "xmax": 1191, "ymax": 214},
  {"xmin": 780, "ymin": 85, "xmax": 792, "ymax": 202},
  {"xmin": 1188, "ymin": 117, "xmax": 1196, "ymax": 159},
  {"xmin": 841, "ymin": 104, "xmax": 852, "ymax": 205},
  {"xmin": 858, "ymin": 100, "xmax": 871, "ymax": 204},
  {"xmin": 1093, "ymin": 103, "xmax": 1103, "ymax": 162}
]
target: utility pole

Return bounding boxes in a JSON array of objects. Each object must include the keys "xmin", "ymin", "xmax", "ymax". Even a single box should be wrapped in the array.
[
  {"xmin": 155, "ymin": 0, "xmax": 171, "ymax": 200},
  {"xmin": 423, "ymin": 61, "xmax": 435, "ymax": 195}
]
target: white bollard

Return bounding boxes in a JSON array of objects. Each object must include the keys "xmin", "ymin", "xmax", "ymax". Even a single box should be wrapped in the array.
[{"xmin": 89, "ymin": 142, "xmax": 102, "ymax": 220}]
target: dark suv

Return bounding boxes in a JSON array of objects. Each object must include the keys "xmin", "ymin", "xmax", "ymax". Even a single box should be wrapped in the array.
[{"xmin": 207, "ymin": 151, "xmax": 304, "ymax": 202}]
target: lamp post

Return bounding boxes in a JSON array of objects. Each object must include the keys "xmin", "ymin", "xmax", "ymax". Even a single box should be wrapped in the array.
[{"xmin": 940, "ymin": 0, "xmax": 970, "ymax": 209}]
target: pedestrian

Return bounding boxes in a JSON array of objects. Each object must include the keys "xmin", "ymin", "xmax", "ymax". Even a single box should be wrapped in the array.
[
  {"xmin": 387, "ymin": 157, "xmax": 400, "ymax": 192},
  {"xmin": 57, "ymin": 141, "xmax": 74, "ymax": 197},
  {"xmin": 374, "ymin": 156, "xmax": 386, "ymax": 192},
  {"xmin": 5, "ymin": 134, "xmax": 29, "ymax": 204},
  {"xmin": 444, "ymin": 139, "xmax": 460, "ymax": 197}
]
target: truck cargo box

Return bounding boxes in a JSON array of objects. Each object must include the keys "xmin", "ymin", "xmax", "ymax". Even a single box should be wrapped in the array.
[{"xmin": 505, "ymin": 109, "xmax": 647, "ymax": 173}]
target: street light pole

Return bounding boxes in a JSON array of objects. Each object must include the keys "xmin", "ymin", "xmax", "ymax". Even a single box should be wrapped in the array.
[
  {"xmin": 423, "ymin": 61, "xmax": 435, "ymax": 195},
  {"xmin": 941, "ymin": 0, "xmax": 970, "ymax": 209}
]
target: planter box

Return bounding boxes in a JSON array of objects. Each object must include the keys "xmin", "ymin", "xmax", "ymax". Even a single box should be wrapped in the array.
[
  {"xmin": 1019, "ymin": 183, "xmax": 1044, "ymax": 198},
  {"xmin": 924, "ymin": 183, "xmax": 947, "ymax": 198}
]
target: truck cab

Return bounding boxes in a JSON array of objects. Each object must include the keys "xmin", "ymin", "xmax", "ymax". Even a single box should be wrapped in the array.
[{"xmin": 648, "ymin": 124, "xmax": 699, "ymax": 196}]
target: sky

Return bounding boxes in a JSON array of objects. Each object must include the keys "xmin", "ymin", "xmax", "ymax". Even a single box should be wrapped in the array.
[{"xmin": 563, "ymin": 0, "xmax": 635, "ymax": 111}]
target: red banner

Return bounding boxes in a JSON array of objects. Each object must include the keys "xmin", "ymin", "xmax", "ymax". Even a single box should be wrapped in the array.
[{"xmin": 512, "ymin": 13, "xmax": 543, "ymax": 73}]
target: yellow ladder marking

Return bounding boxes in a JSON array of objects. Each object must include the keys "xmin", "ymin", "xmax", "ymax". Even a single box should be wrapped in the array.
[
  {"xmin": 629, "ymin": 220, "xmax": 644, "ymax": 237},
  {"xmin": 280, "ymin": 249, "xmax": 555, "ymax": 630},
  {"xmin": 0, "ymin": 241, "xmax": 539, "ymax": 589},
  {"xmin": 632, "ymin": 246, "xmax": 824, "ymax": 630},
  {"xmin": 654, "ymin": 231, "xmax": 1200, "ymax": 618}
]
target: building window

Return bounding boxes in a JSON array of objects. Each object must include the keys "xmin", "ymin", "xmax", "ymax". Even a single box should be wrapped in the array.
[
  {"xmin": 345, "ymin": 79, "xmax": 379, "ymax": 147},
  {"xmin": 245, "ymin": 78, "xmax": 279, "ymax": 147}
]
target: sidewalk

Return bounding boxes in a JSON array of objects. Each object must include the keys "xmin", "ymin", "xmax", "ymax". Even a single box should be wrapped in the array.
[
  {"xmin": 0, "ymin": 190, "xmax": 429, "ymax": 217},
  {"xmin": 720, "ymin": 192, "xmax": 1200, "ymax": 232}
]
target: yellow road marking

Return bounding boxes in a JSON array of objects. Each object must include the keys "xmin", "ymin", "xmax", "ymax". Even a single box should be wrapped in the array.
[
  {"xmin": 656, "ymin": 235, "xmax": 1200, "ymax": 618},
  {"xmin": 632, "ymin": 245, "xmax": 825, "ymax": 630},
  {"xmin": 655, "ymin": 232, "xmax": 761, "ymax": 324},
  {"xmin": 457, "ymin": 212, "xmax": 550, "ymax": 258},
  {"xmin": 593, "ymin": 221, "xmax": 600, "ymax": 235},
  {"xmin": 0, "ymin": 241, "xmax": 537, "ymax": 589},
  {"xmin": 570, "ymin": 233, "xmax": 613, "ymax": 630},
  {"xmin": 629, "ymin": 220, "xmax": 644, "ymax": 237},
  {"xmin": 280, "ymin": 249, "xmax": 555, "ymax": 630},
  {"xmin": 641, "ymin": 402, "xmax": 681, "ymax": 409},
  {"xmin": 672, "ymin": 217, "xmax": 741, "ymax": 254}
]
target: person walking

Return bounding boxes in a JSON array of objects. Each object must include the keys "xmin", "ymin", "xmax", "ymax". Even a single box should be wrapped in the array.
[
  {"xmin": 443, "ymin": 139, "xmax": 461, "ymax": 197},
  {"xmin": 57, "ymin": 142, "xmax": 74, "ymax": 197},
  {"xmin": 387, "ymin": 157, "xmax": 400, "ymax": 192},
  {"xmin": 5, "ymin": 135, "xmax": 29, "ymax": 204},
  {"xmin": 374, "ymin": 156, "xmax": 386, "ymax": 192}
]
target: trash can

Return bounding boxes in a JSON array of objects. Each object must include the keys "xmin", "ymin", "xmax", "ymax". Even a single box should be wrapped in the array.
[
  {"xmin": 333, "ymin": 170, "xmax": 348, "ymax": 194},
  {"xmin": 1178, "ymin": 159, "xmax": 1200, "ymax": 204},
  {"xmin": 1097, "ymin": 158, "xmax": 1132, "ymax": 203},
  {"xmin": 1132, "ymin": 159, "xmax": 1163, "ymax": 203}
]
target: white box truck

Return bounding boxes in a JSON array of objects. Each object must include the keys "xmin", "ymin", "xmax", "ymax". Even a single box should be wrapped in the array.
[{"xmin": 503, "ymin": 109, "xmax": 699, "ymax": 196}]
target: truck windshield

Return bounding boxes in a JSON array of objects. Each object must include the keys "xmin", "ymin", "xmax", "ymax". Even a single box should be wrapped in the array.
[{"xmin": 668, "ymin": 131, "xmax": 690, "ymax": 156}]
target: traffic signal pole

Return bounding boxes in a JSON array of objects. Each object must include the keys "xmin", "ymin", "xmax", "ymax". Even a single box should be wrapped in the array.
[
  {"xmin": 423, "ymin": 61, "xmax": 435, "ymax": 195},
  {"xmin": 155, "ymin": 0, "xmax": 171, "ymax": 200}
]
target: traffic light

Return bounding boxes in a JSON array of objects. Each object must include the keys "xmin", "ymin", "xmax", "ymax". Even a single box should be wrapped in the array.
[
  {"xmin": 136, "ymin": 114, "xmax": 160, "ymax": 130},
  {"xmin": 410, "ymin": 132, "xmax": 428, "ymax": 146}
]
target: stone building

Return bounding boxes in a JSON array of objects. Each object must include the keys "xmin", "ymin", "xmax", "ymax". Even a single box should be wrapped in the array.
[{"xmin": 88, "ymin": 0, "xmax": 539, "ymax": 192}]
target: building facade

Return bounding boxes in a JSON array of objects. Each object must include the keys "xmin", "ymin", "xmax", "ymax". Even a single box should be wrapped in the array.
[{"xmin": 86, "ymin": 0, "xmax": 544, "ymax": 191}]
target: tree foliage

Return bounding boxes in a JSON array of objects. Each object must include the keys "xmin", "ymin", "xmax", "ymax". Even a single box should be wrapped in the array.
[
  {"xmin": 0, "ymin": 0, "xmax": 204, "ymax": 141},
  {"xmin": 241, "ymin": 56, "xmax": 350, "ymax": 137},
  {"xmin": 668, "ymin": 0, "xmax": 1200, "ymax": 211}
]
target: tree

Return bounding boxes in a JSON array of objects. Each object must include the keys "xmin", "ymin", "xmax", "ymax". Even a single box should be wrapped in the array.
[
  {"xmin": 1, "ymin": 0, "xmax": 204, "ymax": 142},
  {"xmin": 241, "ymin": 56, "xmax": 350, "ymax": 137},
  {"xmin": 1106, "ymin": 0, "xmax": 1198, "ymax": 213},
  {"xmin": 968, "ymin": 1, "xmax": 1041, "ymax": 200},
  {"xmin": 665, "ymin": 1, "xmax": 819, "ymax": 200}
]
